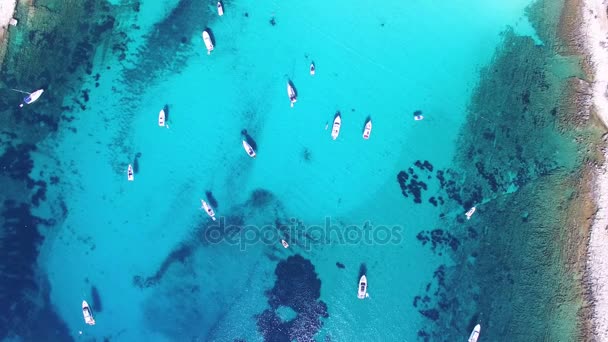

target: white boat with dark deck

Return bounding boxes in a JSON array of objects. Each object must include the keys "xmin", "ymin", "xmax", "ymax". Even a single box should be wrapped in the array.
[
  {"xmin": 217, "ymin": 1, "xmax": 224, "ymax": 16},
  {"xmin": 468, "ymin": 324, "xmax": 481, "ymax": 342},
  {"xmin": 127, "ymin": 164, "xmax": 134, "ymax": 181},
  {"xmin": 82, "ymin": 300, "xmax": 95, "ymax": 326},
  {"xmin": 158, "ymin": 108, "xmax": 165, "ymax": 127},
  {"xmin": 19, "ymin": 89, "xmax": 44, "ymax": 108},
  {"xmin": 242, "ymin": 140, "xmax": 256, "ymax": 158},
  {"xmin": 357, "ymin": 275, "xmax": 368, "ymax": 299},
  {"xmin": 201, "ymin": 199, "xmax": 217, "ymax": 221},
  {"xmin": 281, "ymin": 240, "xmax": 289, "ymax": 248},
  {"xmin": 287, "ymin": 82, "xmax": 297, "ymax": 107},
  {"xmin": 331, "ymin": 113, "xmax": 341, "ymax": 140},
  {"xmin": 202, "ymin": 30, "xmax": 214, "ymax": 54},
  {"xmin": 310, "ymin": 62, "xmax": 315, "ymax": 76},
  {"xmin": 362, "ymin": 119, "xmax": 372, "ymax": 140}
]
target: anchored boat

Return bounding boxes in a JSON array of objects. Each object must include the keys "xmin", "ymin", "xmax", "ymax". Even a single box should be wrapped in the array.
[
  {"xmin": 287, "ymin": 82, "xmax": 297, "ymax": 107},
  {"xmin": 201, "ymin": 199, "xmax": 217, "ymax": 221},
  {"xmin": 202, "ymin": 30, "xmax": 214, "ymax": 54},
  {"xmin": 217, "ymin": 1, "xmax": 224, "ymax": 16},
  {"xmin": 127, "ymin": 164, "xmax": 134, "ymax": 181},
  {"xmin": 19, "ymin": 89, "xmax": 44, "ymax": 108},
  {"xmin": 465, "ymin": 206, "xmax": 476, "ymax": 220},
  {"xmin": 357, "ymin": 275, "xmax": 368, "ymax": 299},
  {"xmin": 242, "ymin": 140, "xmax": 256, "ymax": 158},
  {"xmin": 468, "ymin": 324, "xmax": 481, "ymax": 342},
  {"xmin": 281, "ymin": 240, "xmax": 289, "ymax": 248},
  {"xmin": 158, "ymin": 108, "xmax": 165, "ymax": 127},
  {"xmin": 331, "ymin": 113, "xmax": 341, "ymax": 140},
  {"xmin": 82, "ymin": 300, "xmax": 96, "ymax": 326},
  {"xmin": 362, "ymin": 119, "xmax": 372, "ymax": 140},
  {"xmin": 310, "ymin": 62, "xmax": 315, "ymax": 76}
]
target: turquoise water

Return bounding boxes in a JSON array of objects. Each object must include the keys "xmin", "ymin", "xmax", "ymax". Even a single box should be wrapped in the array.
[{"xmin": 0, "ymin": 0, "xmax": 582, "ymax": 341}]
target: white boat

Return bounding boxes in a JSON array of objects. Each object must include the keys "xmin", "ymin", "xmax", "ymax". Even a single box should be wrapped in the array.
[
  {"xmin": 414, "ymin": 114, "xmax": 424, "ymax": 121},
  {"xmin": 242, "ymin": 140, "xmax": 256, "ymax": 158},
  {"xmin": 287, "ymin": 82, "xmax": 297, "ymax": 107},
  {"xmin": 357, "ymin": 275, "xmax": 368, "ymax": 299},
  {"xmin": 331, "ymin": 114, "xmax": 341, "ymax": 140},
  {"xmin": 362, "ymin": 120, "xmax": 372, "ymax": 140},
  {"xmin": 465, "ymin": 206, "xmax": 476, "ymax": 220},
  {"xmin": 127, "ymin": 164, "xmax": 134, "ymax": 181},
  {"xmin": 158, "ymin": 109, "xmax": 165, "ymax": 127},
  {"xmin": 310, "ymin": 62, "xmax": 315, "ymax": 76},
  {"xmin": 468, "ymin": 324, "xmax": 481, "ymax": 342},
  {"xmin": 82, "ymin": 300, "xmax": 96, "ymax": 326},
  {"xmin": 281, "ymin": 240, "xmax": 289, "ymax": 248},
  {"xmin": 19, "ymin": 89, "xmax": 44, "ymax": 108},
  {"xmin": 202, "ymin": 30, "xmax": 214, "ymax": 54},
  {"xmin": 201, "ymin": 199, "xmax": 217, "ymax": 221},
  {"xmin": 217, "ymin": 1, "xmax": 224, "ymax": 16}
]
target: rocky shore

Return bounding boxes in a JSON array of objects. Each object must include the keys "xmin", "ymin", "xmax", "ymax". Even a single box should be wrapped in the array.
[{"xmin": 569, "ymin": 0, "xmax": 608, "ymax": 339}]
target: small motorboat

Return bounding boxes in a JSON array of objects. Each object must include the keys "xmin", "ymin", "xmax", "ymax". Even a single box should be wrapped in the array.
[
  {"xmin": 242, "ymin": 140, "xmax": 256, "ymax": 158},
  {"xmin": 362, "ymin": 119, "xmax": 372, "ymax": 140},
  {"xmin": 202, "ymin": 30, "xmax": 214, "ymax": 54},
  {"xmin": 127, "ymin": 164, "xmax": 134, "ymax": 181},
  {"xmin": 331, "ymin": 113, "xmax": 341, "ymax": 140},
  {"xmin": 287, "ymin": 82, "xmax": 297, "ymax": 107},
  {"xmin": 414, "ymin": 114, "xmax": 424, "ymax": 121},
  {"xmin": 281, "ymin": 240, "xmax": 289, "ymax": 248},
  {"xmin": 158, "ymin": 109, "xmax": 165, "ymax": 127},
  {"xmin": 82, "ymin": 300, "xmax": 96, "ymax": 326},
  {"xmin": 19, "ymin": 89, "xmax": 44, "ymax": 108},
  {"xmin": 468, "ymin": 324, "xmax": 481, "ymax": 342},
  {"xmin": 217, "ymin": 1, "xmax": 224, "ymax": 16},
  {"xmin": 201, "ymin": 199, "xmax": 217, "ymax": 221},
  {"xmin": 465, "ymin": 206, "xmax": 476, "ymax": 220},
  {"xmin": 357, "ymin": 275, "xmax": 368, "ymax": 299},
  {"xmin": 310, "ymin": 62, "xmax": 315, "ymax": 76}
]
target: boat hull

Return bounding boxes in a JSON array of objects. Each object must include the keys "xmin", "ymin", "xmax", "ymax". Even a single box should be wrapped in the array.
[
  {"xmin": 159, "ymin": 109, "xmax": 165, "ymax": 127},
  {"xmin": 82, "ymin": 300, "xmax": 96, "ymax": 326},
  {"xmin": 217, "ymin": 2, "xmax": 224, "ymax": 16},
  {"xmin": 357, "ymin": 275, "xmax": 367, "ymax": 299},
  {"xmin": 362, "ymin": 120, "xmax": 372, "ymax": 139},
  {"xmin": 287, "ymin": 83, "xmax": 297, "ymax": 107},
  {"xmin": 242, "ymin": 140, "xmax": 256, "ymax": 158},
  {"xmin": 21, "ymin": 89, "xmax": 44, "ymax": 107},
  {"xmin": 127, "ymin": 165, "xmax": 134, "ymax": 181},
  {"xmin": 201, "ymin": 200, "xmax": 217, "ymax": 221},
  {"xmin": 331, "ymin": 115, "xmax": 341, "ymax": 140},
  {"xmin": 468, "ymin": 324, "xmax": 481, "ymax": 342},
  {"xmin": 202, "ymin": 31, "xmax": 214, "ymax": 54},
  {"xmin": 465, "ymin": 207, "xmax": 476, "ymax": 220}
]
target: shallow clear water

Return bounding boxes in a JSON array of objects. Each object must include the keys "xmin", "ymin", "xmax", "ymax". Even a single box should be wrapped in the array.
[{"xmin": 0, "ymin": 0, "xmax": 587, "ymax": 341}]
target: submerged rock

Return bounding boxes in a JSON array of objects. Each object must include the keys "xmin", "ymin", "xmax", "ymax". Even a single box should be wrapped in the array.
[{"xmin": 256, "ymin": 255, "xmax": 328, "ymax": 342}]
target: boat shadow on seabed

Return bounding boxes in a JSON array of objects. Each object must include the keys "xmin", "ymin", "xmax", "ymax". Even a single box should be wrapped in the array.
[{"xmin": 205, "ymin": 190, "xmax": 219, "ymax": 209}]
